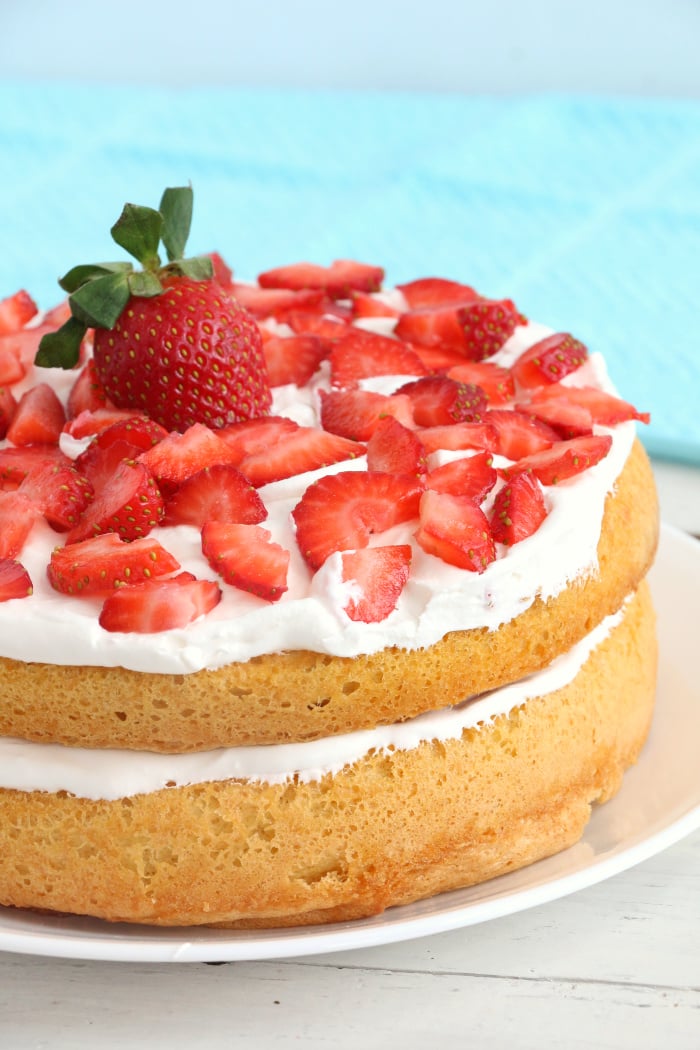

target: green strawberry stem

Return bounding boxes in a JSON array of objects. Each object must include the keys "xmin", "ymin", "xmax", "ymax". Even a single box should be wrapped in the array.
[{"xmin": 35, "ymin": 186, "xmax": 213, "ymax": 370}]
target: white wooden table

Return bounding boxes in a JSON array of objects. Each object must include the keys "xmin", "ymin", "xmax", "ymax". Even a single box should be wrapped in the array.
[{"xmin": 1, "ymin": 457, "xmax": 698, "ymax": 1050}]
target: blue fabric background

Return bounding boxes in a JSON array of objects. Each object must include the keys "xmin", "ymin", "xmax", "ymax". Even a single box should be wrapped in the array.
[{"xmin": 1, "ymin": 82, "xmax": 698, "ymax": 463}]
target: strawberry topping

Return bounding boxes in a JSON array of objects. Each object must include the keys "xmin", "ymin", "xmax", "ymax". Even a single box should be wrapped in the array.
[{"xmin": 341, "ymin": 545, "xmax": 412, "ymax": 623}]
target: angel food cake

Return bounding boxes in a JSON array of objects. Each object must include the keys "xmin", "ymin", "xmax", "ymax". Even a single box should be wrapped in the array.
[{"xmin": 0, "ymin": 189, "xmax": 658, "ymax": 927}]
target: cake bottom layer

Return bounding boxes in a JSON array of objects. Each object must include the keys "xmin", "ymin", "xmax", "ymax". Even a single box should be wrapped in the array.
[{"xmin": 0, "ymin": 581, "xmax": 656, "ymax": 928}]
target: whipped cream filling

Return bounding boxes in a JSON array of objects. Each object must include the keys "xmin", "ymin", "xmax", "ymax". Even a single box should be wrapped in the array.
[
  {"xmin": 0, "ymin": 604, "xmax": 625, "ymax": 800},
  {"xmin": 0, "ymin": 320, "xmax": 635, "ymax": 673}
]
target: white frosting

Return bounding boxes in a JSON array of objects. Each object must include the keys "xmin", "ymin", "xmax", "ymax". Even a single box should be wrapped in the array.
[{"xmin": 0, "ymin": 605, "xmax": 624, "ymax": 800}]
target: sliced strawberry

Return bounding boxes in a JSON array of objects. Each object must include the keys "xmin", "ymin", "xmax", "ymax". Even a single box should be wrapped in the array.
[
  {"xmin": 427, "ymin": 451, "xmax": 497, "ymax": 503},
  {"xmin": 0, "ymin": 491, "xmax": 41, "ymax": 558},
  {"xmin": 20, "ymin": 460, "xmax": 94, "ymax": 531},
  {"xmin": 208, "ymin": 251, "xmax": 234, "ymax": 288},
  {"xmin": 504, "ymin": 434, "xmax": 613, "ymax": 485},
  {"xmin": 99, "ymin": 572, "xmax": 221, "ymax": 633},
  {"xmin": 490, "ymin": 472, "xmax": 547, "ymax": 545},
  {"xmin": 409, "ymin": 344, "xmax": 471, "ymax": 372},
  {"xmin": 138, "ymin": 423, "xmax": 240, "ymax": 491},
  {"xmin": 328, "ymin": 328, "xmax": 427, "ymax": 388},
  {"xmin": 238, "ymin": 427, "xmax": 364, "ymax": 487},
  {"xmin": 263, "ymin": 333, "xmax": 327, "ymax": 387},
  {"xmin": 283, "ymin": 310, "xmax": 351, "ymax": 339},
  {"xmin": 218, "ymin": 416, "xmax": 301, "ymax": 462},
  {"xmin": 231, "ymin": 283, "xmax": 327, "ymax": 318},
  {"xmin": 162, "ymin": 464, "xmax": 267, "ymax": 527},
  {"xmin": 395, "ymin": 303, "xmax": 474, "ymax": 354},
  {"xmin": 0, "ymin": 345, "xmax": 25, "ymax": 386},
  {"xmin": 417, "ymin": 422, "xmax": 498, "ymax": 454},
  {"xmin": 366, "ymin": 416, "xmax": 427, "ymax": 477},
  {"xmin": 320, "ymin": 388, "xmax": 415, "ymax": 442},
  {"xmin": 350, "ymin": 292, "xmax": 401, "ymax": 319},
  {"xmin": 523, "ymin": 383, "xmax": 650, "ymax": 426},
  {"xmin": 6, "ymin": 383, "xmax": 66, "ymax": 446},
  {"xmin": 341, "ymin": 545, "xmax": 412, "ymax": 623},
  {"xmin": 516, "ymin": 397, "xmax": 594, "ymax": 439},
  {"xmin": 74, "ymin": 416, "xmax": 169, "ymax": 488},
  {"xmin": 484, "ymin": 409, "xmax": 559, "ymax": 460},
  {"xmin": 66, "ymin": 460, "xmax": 163, "ymax": 543},
  {"xmin": 0, "ymin": 290, "xmax": 38, "ymax": 336},
  {"xmin": 201, "ymin": 521, "xmax": 289, "ymax": 601},
  {"xmin": 0, "ymin": 558, "xmax": 32, "ymax": 601},
  {"xmin": 459, "ymin": 299, "xmax": 526, "ymax": 360},
  {"xmin": 48, "ymin": 533, "xmax": 181, "ymax": 597},
  {"xmin": 396, "ymin": 277, "xmax": 479, "ymax": 309},
  {"xmin": 0, "ymin": 444, "xmax": 66, "ymax": 489},
  {"xmin": 511, "ymin": 333, "xmax": 588, "ymax": 391},
  {"xmin": 396, "ymin": 376, "xmax": 488, "ymax": 426},
  {"xmin": 292, "ymin": 471, "xmax": 424, "ymax": 570},
  {"xmin": 0, "ymin": 386, "xmax": 18, "ymax": 440},
  {"xmin": 63, "ymin": 407, "xmax": 148, "ymax": 439},
  {"xmin": 3, "ymin": 320, "xmax": 81, "ymax": 370},
  {"xmin": 66, "ymin": 359, "xmax": 112, "ymax": 418},
  {"xmin": 416, "ymin": 489, "xmax": 495, "ymax": 572},
  {"xmin": 258, "ymin": 260, "xmax": 385, "ymax": 299},
  {"xmin": 446, "ymin": 361, "xmax": 515, "ymax": 404}
]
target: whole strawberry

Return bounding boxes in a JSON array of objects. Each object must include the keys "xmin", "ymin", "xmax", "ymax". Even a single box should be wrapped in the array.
[{"xmin": 36, "ymin": 187, "xmax": 272, "ymax": 432}]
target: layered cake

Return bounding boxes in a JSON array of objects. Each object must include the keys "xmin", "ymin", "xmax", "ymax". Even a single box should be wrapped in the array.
[{"xmin": 0, "ymin": 189, "xmax": 658, "ymax": 927}]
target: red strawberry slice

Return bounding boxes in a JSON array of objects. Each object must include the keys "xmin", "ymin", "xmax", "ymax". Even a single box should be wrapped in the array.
[
  {"xmin": 395, "ymin": 303, "xmax": 475, "ymax": 353},
  {"xmin": 231, "ymin": 283, "xmax": 327, "ymax": 318},
  {"xmin": 396, "ymin": 376, "xmax": 488, "ymax": 426},
  {"xmin": 4, "ymin": 320, "xmax": 84, "ymax": 371},
  {"xmin": 0, "ymin": 290, "xmax": 38, "ymax": 335},
  {"xmin": 523, "ymin": 383, "xmax": 650, "ymax": 426},
  {"xmin": 99, "ymin": 572, "xmax": 221, "ymax": 633},
  {"xmin": 366, "ymin": 416, "xmax": 428, "ymax": 477},
  {"xmin": 350, "ymin": 292, "xmax": 401, "ymax": 319},
  {"xmin": 262, "ymin": 333, "xmax": 327, "ymax": 387},
  {"xmin": 63, "ymin": 407, "xmax": 149, "ymax": 439},
  {"xmin": 490, "ymin": 472, "xmax": 547, "ymax": 545},
  {"xmin": 162, "ymin": 464, "xmax": 267, "ymax": 527},
  {"xmin": 515, "ymin": 397, "xmax": 594, "ymax": 439},
  {"xmin": 0, "ymin": 491, "xmax": 41, "ymax": 558},
  {"xmin": 0, "ymin": 558, "xmax": 32, "ymax": 601},
  {"xmin": 236, "ymin": 427, "xmax": 365, "ymax": 487},
  {"xmin": 218, "ymin": 416, "xmax": 301, "ymax": 461},
  {"xmin": 48, "ymin": 533, "xmax": 181, "ymax": 597},
  {"xmin": 258, "ymin": 260, "xmax": 385, "ymax": 299},
  {"xmin": 66, "ymin": 359, "xmax": 113, "ymax": 419},
  {"xmin": 283, "ymin": 310, "xmax": 350, "ymax": 340},
  {"xmin": 20, "ymin": 460, "xmax": 94, "ymax": 532},
  {"xmin": 396, "ymin": 277, "xmax": 479, "ymax": 309},
  {"xmin": 329, "ymin": 328, "xmax": 427, "ymax": 387},
  {"xmin": 504, "ymin": 434, "xmax": 613, "ymax": 485},
  {"xmin": 65, "ymin": 460, "xmax": 163, "ymax": 543},
  {"xmin": 409, "ymin": 344, "xmax": 472, "ymax": 372},
  {"xmin": 74, "ymin": 416, "xmax": 169, "ymax": 488},
  {"xmin": 484, "ymin": 409, "xmax": 560, "ymax": 460},
  {"xmin": 459, "ymin": 299, "xmax": 526, "ymax": 360},
  {"xmin": 0, "ymin": 444, "xmax": 67, "ymax": 489},
  {"xmin": 340, "ymin": 545, "xmax": 412, "ymax": 623},
  {"xmin": 0, "ymin": 345, "xmax": 25, "ymax": 385},
  {"xmin": 446, "ymin": 361, "xmax": 515, "ymax": 405},
  {"xmin": 511, "ymin": 333, "xmax": 588, "ymax": 390},
  {"xmin": 320, "ymin": 388, "xmax": 415, "ymax": 442},
  {"xmin": 6, "ymin": 382, "xmax": 66, "ymax": 446},
  {"xmin": 427, "ymin": 451, "xmax": 497, "ymax": 503},
  {"xmin": 292, "ymin": 470, "xmax": 424, "ymax": 570},
  {"xmin": 417, "ymin": 421, "xmax": 499, "ymax": 454},
  {"xmin": 0, "ymin": 386, "xmax": 18, "ymax": 440},
  {"xmin": 138, "ymin": 423, "xmax": 240, "ymax": 491},
  {"xmin": 201, "ymin": 522, "xmax": 289, "ymax": 601},
  {"xmin": 416, "ymin": 489, "xmax": 495, "ymax": 573}
]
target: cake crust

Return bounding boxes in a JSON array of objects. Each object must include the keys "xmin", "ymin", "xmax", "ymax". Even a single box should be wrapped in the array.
[
  {"xmin": 0, "ymin": 580, "xmax": 656, "ymax": 927},
  {"xmin": 0, "ymin": 439, "xmax": 658, "ymax": 752}
]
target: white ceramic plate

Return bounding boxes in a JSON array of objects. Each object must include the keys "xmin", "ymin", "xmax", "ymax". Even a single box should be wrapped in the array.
[{"xmin": 1, "ymin": 523, "xmax": 699, "ymax": 963}]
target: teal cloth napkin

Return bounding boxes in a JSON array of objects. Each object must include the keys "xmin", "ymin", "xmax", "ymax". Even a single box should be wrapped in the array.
[{"xmin": 1, "ymin": 82, "xmax": 698, "ymax": 463}]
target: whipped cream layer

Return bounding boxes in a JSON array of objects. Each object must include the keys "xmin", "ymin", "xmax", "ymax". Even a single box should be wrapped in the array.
[
  {"xmin": 0, "ymin": 320, "xmax": 635, "ymax": 673},
  {"xmin": 0, "ymin": 604, "xmax": 624, "ymax": 800}
]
